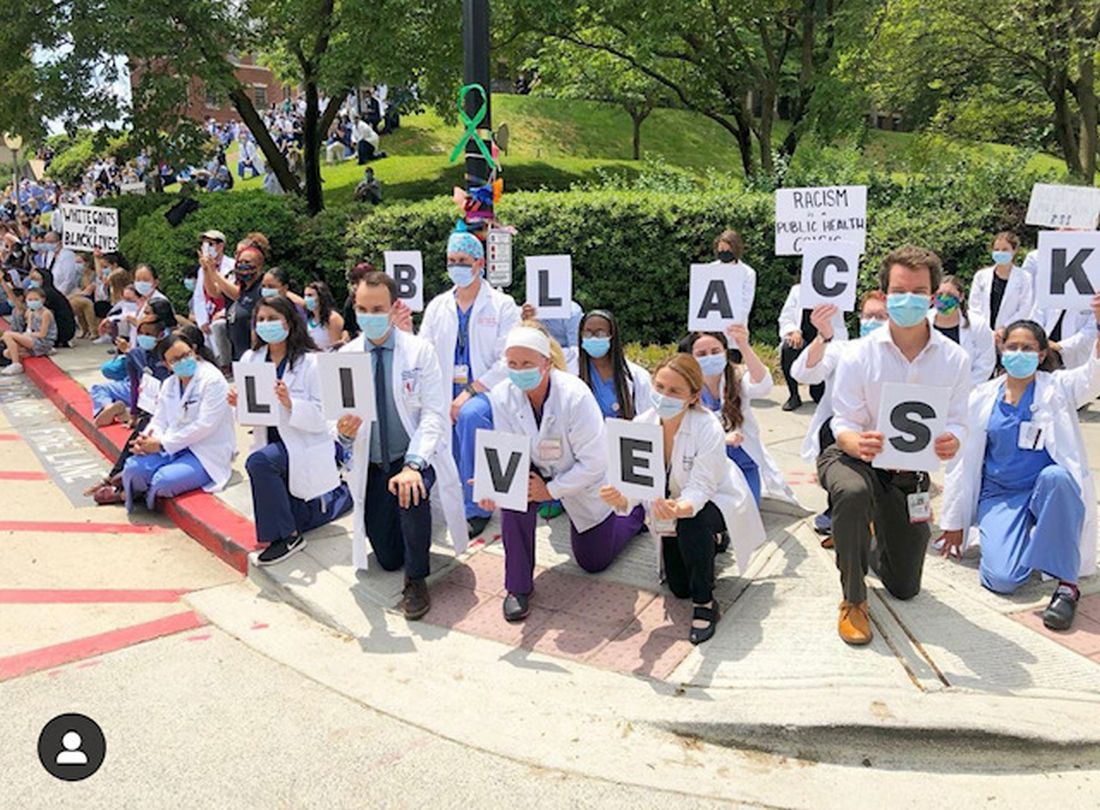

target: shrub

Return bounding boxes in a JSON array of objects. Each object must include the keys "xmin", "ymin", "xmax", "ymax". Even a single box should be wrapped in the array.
[{"xmin": 97, "ymin": 192, "xmax": 177, "ymax": 234}]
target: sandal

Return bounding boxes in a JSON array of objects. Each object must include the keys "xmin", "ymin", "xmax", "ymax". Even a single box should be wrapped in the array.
[
  {"xmin": 689, "ymin": 601, "xmax": 720, "ymax": 645},
  {"xmin": 93, "ymin": 483, "xmax": 125, "ymax": 505}
]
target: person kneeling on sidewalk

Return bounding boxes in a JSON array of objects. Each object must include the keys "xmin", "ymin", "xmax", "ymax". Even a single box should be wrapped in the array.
[{"xmin": 335, "ymin": 272, "xmax": 468, "ymax": 621}]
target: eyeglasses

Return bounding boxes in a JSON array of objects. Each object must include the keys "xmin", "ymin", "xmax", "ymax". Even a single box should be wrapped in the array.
[{"xmin": 581, "ymin": 330, "xmax": 611, "ymax": 339}]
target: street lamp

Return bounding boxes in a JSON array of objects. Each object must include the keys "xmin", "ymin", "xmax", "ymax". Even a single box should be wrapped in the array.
[{"xmin": 3, "ymin": 133, "xmax": 22, "ymax": 206}]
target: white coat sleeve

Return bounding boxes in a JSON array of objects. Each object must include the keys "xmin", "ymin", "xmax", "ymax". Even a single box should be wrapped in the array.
[
  {"xmin": 160, "ymin": 376, "xmax": 232, "ymax": 456},
  {"xmin": 417, "ymin": 297, "xmax": 439, "ymax": 345},
  {"xmin": 545, "ymin": 391, "xmax": 609, "ymax": 500},
  {"xmin": 147, "ymin": 378, "xmax": 171, "ymax": 438},
  {"xmin": 743, "ymin": 265, "xmax": 757, "ymax": 322},
  {"xmin": 940, "ymin": 390, "xmax": 982, "ymax": 531},
  {"xmin": 944, "ymin": 352, "xmax": 972, "ymax": 445},
  {"xmin": 968, "ymin": 270, "xmax": 989, "ymax": 325},
  {"xmin": 1054, "ymin": 347, "xmax": 1100, "ymax": 409},
  {"xmin": 406, "ymin": 343, "xmax": 449, "ymax": 462},
  {"xmin": 778, "ymin": 286, "xmax": 800, "ymax": 339},
  {"xmin": 968, "ymin": 324, "xmax": 997, "ymax": 387},
  {"xmin": 678, "ymin": 413, "xmax": 729, "ymax": 517},
  {"xmin": 630, "ymin": 364, "xmax": 652, "ymax": 414},
  {"xmin": 741, "ymin": 366, "xmax": 773, "ymax": 400},
  {"xmin": 791, "ymin": 342, "xmax": 840, "ymax": 386},
  {"xmin": 828, "ymin": 352, "xmax": 870, "ymax": 437},
  {"xmin": 477, "ymin": 296, "xmax": 520, "ymax": 391},
  {"xmin": 286, "ymin": 355, "xmax": 329, "ymax": 434}
]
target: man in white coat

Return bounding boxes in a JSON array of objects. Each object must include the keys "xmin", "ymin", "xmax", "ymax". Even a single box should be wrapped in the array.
[
  {"xmin": 418, "ymin": 230, "xmax": 521, "ymax": 538},
  {"xmin": 335, "ymin": 272, "xmax": 468, "ymax": 620}
]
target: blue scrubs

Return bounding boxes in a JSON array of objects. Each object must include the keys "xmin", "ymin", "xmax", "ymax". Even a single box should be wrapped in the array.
[
  {"xmin": 452, "ymin": 300, "xmax": 493, "ymax": 520},
  {"xmin": 701, "ymin": 386, "xmax": 761, "ymax": 505},
  {"xmin": 588, "ymin": 361, "xmax": 622, "ymax": 419},
  {"xmin": 122, "ymin": 448, "xmax": 211, "ymax": 512},
  {"xmin": 977, "ymin": 382, "xmax": 1083, "ymax": 592}
]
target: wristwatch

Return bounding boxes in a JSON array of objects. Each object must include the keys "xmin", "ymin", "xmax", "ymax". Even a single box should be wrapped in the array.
[
  {"xmin": 404, "ymin": 456, "xmax": 425, "ymax": 473},
  {"xmin": 820, "ymin": 334, "xmax": 834, "ymax": 343}
]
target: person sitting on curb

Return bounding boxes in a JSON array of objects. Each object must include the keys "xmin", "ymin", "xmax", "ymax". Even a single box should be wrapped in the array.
[
  {"xmin": 0, "ymin": 285, "xmax": 55, "ymax": 376},
  {"xmin": 90, "ymin": 299, "xmax": 175, "ymax": 428}
]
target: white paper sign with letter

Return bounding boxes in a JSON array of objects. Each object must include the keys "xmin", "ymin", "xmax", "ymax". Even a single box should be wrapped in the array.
[
  {"xmin": 232, "ymin": 361, "xmax": 279, "ymax": 427},
  {"xmin": 873, "ymin": 383, "xmax": 950, "ymax": 473},
  {"xmin": 1034, "ymin": 230, "xmax": 1100, "ymax": 309},
  {"xmin": 606, "ymin": 419, "xmax": 665, "ymax": 502},
  {"xmin": 525, "ymin": 255, "xmax": 572, "ymax": 320},
  {"xmin": 688, "ymin": 264, "xmax": 744, "ymax": 331},
  {"xmin": 472, "ymin": 429, "xmax": 531, "ymax": 512},
  {"xmin": 317, "ymin": 352, "xmax": 376, "ymax": 421},
  {"xmin": 383, "ymin": 251, "xmax": 424, "ymax": 312},
  {"xmin": 799, "ymin": 240, "xmax": 860, "ymax": 312}
]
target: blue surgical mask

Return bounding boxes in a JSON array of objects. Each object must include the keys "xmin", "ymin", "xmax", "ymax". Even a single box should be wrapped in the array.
[
  {"xmin": 448, "ymin": 264, "xmax": 476, "ymax": 288},
  {"xmin": 24, "ymin": 279, "xmax": 39, "ymax": 290},
  {"xmin": 992, "ymin": 250, "xmax": 1014, "ymax": 266},
  {"xmin": 582, "ymin": 336, "xmax": 611, "ymax": 358},
  {"xmin": 859, "ymin": 318, "xmax": 885, "ymax": 338},
  {"xmin": 696, "ymin": 353, "xmax": 727, "ymax": 378},
  {"xmin": 1002, "ymin": 350, "xmax": 1040, "ymax": 379},
  {"xmin": 357, "ymin": 312, "xmax": 391, "ymax": 341},
  {"xmin": 136, "ymin": 334, "xmax": 158, "ymax": 351},
  {"xmin": 26, "ymin": 299, "xmax": 44, "ymax": 311},
  {"xmin": 135, "ymin": 280, "xmax": 154, "ymax": 297},
  {"xmin": 651, "ymin": 391, "xmax": 687, "ymax": 420},
  {"xmin": 509, "ymin": 367, "xmax": 544, "ymax": 391},
  {"xmin": 260, "ymin": 287, "xmax": 279, "ymax": 299},
  {"xmin": 183, "ymin": 278, "xmax": 197, "ymax": 292},
  {"xmin": 255, "ymin": 320, "xmax": 289, "ymax": 344},
  {"xmin": 304, "ymin": 295, "xmax": 318, "ymax": 311},
  {"xmin": 886, "ymin": 293, "xmax": 930, "ymax": 328},
  {"xmin": 173, "ymin": 355, "xmax": 198, "ymax": 378}
]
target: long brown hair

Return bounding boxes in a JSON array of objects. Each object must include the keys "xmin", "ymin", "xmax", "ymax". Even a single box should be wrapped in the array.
[
  {"xmin": 653, "ymin": 353, "xmax": 706, "ymax": 410},
  {"xmin": 679, "ymin": 331, "xmax": 743, "ymax": 430}
]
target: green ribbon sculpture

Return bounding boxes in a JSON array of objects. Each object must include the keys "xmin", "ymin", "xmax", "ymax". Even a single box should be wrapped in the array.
[{"xmin": 449, "ymin": 83, "xmax": 497, "ymax": 169}]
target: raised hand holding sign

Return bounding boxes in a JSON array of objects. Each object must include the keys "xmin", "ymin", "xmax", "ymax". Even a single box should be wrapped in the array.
[
  {"xmin": 799, "ymin": 241, "xmax": 860, "ymax": 312},
  {"xmin": 384, "ymin": 251, "xmax": 424, "ymax": 312},
  {"xmin": 525, "ymin": 255, "xmax": 572, "ymax": 319},
  {"xmin": 688, "ymin": 265, "xmax": 744, "ymax": 331}
]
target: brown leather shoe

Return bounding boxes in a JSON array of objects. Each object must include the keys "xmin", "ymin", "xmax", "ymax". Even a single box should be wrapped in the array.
[
  {"xmin": 400, "ymin": 577, "xmax": 431, "ymax": 621},
  {"xmin": 838, "ymin": 600, "xmax": 872, "ymax": 645}
]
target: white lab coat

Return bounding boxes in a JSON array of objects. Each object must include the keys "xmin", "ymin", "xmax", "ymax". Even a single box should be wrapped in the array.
[
  {"xmin": 488, "ymin": 370, "xmax": 611, "ymax": 532},
  {"xmin": 969, "ymin": 266, "xmax": 1034, "ymax": 330},
  {"xmin": 191, "ymin": 254, "xmax": 236, "ymax": 329},
  {"xmin": 1028, "ymin": 303, "xmax": 1096, "ymax": 370},
  {"xmin": 618, "ymin": 406, "xmax": 767, "ymax": 574},
  {"xmin": 925, "ymin": 311, "xmax": 997, "ymax": 386},
  {"xmin": 778, "ymin": 284, "xmax": 851, "ymax": 342},
  {"xmin": 48, "ymin": 248, "xmax": 79, "ymax": 296},
  {"xmin": 705, "ymin": 259, "xmax": 757, "ymax": 322},
  {"xmin": 340, "ymin": 332, "xmax": 469, "ymax": 570},
  {"xmin": 942, "ymin": 352, "xmax": 1100, "ymax": 579},
  {"xmin": 147, "ymin": 360, "xmax": 236, "ymax": 492},
  {"xmin": 240, "ymin": 349, "xmax": 340, "ymax": 501},
  {"xmin": 566, "ymin": 356, "xmax": 653, "ymax": 418},
  {"xmin": 791, "ymin": 340, "xmax": 850, "ymax": 462},
  {"xmin": 419, "ymin": 280, "xmax": 520, "ymax": 393}
]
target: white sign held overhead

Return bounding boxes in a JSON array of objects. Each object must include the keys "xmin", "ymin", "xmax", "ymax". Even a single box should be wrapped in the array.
[
  {"xmin": 472, "ymin": 429, "xmax": 531, "ymax": 512},
  {"xmin": 119, "ymin": 181, "xmax": 146, "ymax": 196},
  {"xmin": 316, "ymin": 352, "xmax": 377, "ymax": 421},
  {"xmin": 606, "ymin": 419, "xmax": 665, "ymax": 502},
  {"xmin": 59, "ymin": 204, "xmax": 119, "ymax": 252},
  {"xmin": 688, "ymin": 264, "xmax": 744, "ymax": 331},
  {"xmin": 1026, "ymin": 183, "xmax": 1100, "ymax": 230},
  {"xmin": 383, "ymin": 250, "xmax": 424, "ymax": 312},
  {"xmin": 232, "ymin": 361, "xmax": 280, "ymax": 427},
  {"xmin": 873, "ymin": 383, "xmax": 951, "ymax": 473},
  {"xmin": 775, "ymin": 185, "xmax": 867, "ymax": 256},
  {"xmin": 525, "ymin": 255, "xmax": 572, "ymax": 320},
  {"xmin": 799, "ymin": 240, "xmax": 861, "ymax": 312},
  {"xmin": 1033, "ymin": 230, "xmax": 1100, "ymax": 309}
]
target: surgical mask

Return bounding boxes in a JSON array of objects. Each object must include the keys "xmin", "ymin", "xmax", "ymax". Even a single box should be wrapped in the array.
[
  {"xmin": 886, "ymin": 293, "xmax": 930, "ymax": 328},
  {"xmin": 859, "ymin": 318, "xmax": 885, "ymax": 338},
  {"xmin": 136, "ymin": 334, "xmax": 158, "ymax": 351},
  {"xmin": 304, "ymin": 295, "xmax": 318, "ymax": 311},
  {"xmin": 30, "ymin": 242, "xmax": 44, "ymax": 252},
  {"xmin": 183, "ymin": 278, "xmax": 197, "ymax": 292},
  {"xmin": 696, "ymin": 353, "xmax": 728, "ymax": 378},
  {"xmin": 1002, "ymin": 350, "xmax": 1040, "ymax": 379},
  {"xmin": 992, "ymin": 250, "xmax": 1014, "ymax": 266},
  {"xmin": 651, "ymin": 391, "xmax": 687, "ymax": 420},
  {"xmin": 357, "ymin": 312, "xmax": 390, "ymax": 341},
  {"xmin": 717, "ymin": 250, "xmax": 736, "ymax": 263},
  {"xmin": 260, "ymin": 287, "xmax": 279, "ymax": 299},
  {"xmin": 448, "ymin": 263, "xmax": 477, "ymax": 288},
  {"xmin": 173, "ymin": 355, "xmax": 198, "ymax": 378},
  {"xmin": 24, "ymin": 279, "xmax": 39, "ymax": 290},
  {"xmin": 509, "ymin": 367, "xmax": 544, "ymax": 392},
  {"xmin": 934, "ymin": 293, "xmax": 960, "ymax": 315},
  {"xmin": 26, "ymin": 299, "xmax": 43, "ymax": 311},
  {"xmin": 255, "ymin": 320, "xmax": 289, "ymax": 344},
  {"xmin": 582, "ymin": 336, "xmax": 611, "ymax": 358},
  {"xmin": 43, "ymin": 242, "xmax": 57, "ymax": 252},
  {"xmin": 202, "ymin": 243, "xmax": 218, "ymax": 259},
  {"xmin": 135, "ymin": 280, "xmax": 154, "ymax": 297}
]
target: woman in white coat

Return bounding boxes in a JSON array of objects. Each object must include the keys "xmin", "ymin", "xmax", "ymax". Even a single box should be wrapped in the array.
[
  {"xmin": 232, "ymin": 296, "xmax": 352, "ymax": 566},
  {"xmin": 478, "ymin": 325, "xmax": 646, "ymax": 623},
  {"xmin": 968, "ymin": 231, "xmax": 1033, "ymax": 332},
  {"xmin": 121, "ymin": 326, "xmax": 235, "ymax": 512},
  {"xmin": 682, "ymin": 326, "xmax": 799, "ymax": 508},
  {"xmin": 928, "ymin": 275, "xmax": 996, "ymax": 386},
  {"xmin": 940, "ymin": 302, "xmax": 1100, "ymax": 631},
  {"xmin": 601, "ymin": 353, "xmax": 766, "ymax": 644}
]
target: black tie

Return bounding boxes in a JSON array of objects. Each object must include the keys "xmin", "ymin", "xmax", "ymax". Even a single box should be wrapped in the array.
[{"xmin": 373, "ymin": 345, "xmax": 390, "ymax": 465}]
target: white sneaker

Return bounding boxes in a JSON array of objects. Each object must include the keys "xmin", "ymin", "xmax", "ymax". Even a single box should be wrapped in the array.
[
  {"xmin": 1, "ymin": 363, "xmax": 24, "ymax": 376},
  {"xmin": 92, "ymin": 335, "xmax": 112, "ymax": 345}
]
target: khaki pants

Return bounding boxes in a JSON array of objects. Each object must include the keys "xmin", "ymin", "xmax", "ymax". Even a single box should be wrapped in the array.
[{"xmin": 69, "ymin": 294, "xmax": 96, "ymax": 337}]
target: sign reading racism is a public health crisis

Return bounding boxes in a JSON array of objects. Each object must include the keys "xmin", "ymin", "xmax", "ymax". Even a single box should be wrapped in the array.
[
  {"xmin": 59, "ymin": 204, "xmax": 120, "ymax": 252},
  {"xmin": 775, "ymin": 185, "xmax": 867, "ymax": 256}
]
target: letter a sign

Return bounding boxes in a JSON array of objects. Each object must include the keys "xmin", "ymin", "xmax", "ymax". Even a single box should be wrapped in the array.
[
  {"xmin": 472, "ymin": 429, "xmax": 531, "ymax": 511},
  {"xmin": 688, "ymin": 264, "xmax": 744, "ymax": 331},
  {"xmin": 1035, "ymin": 230, "xmax": 1100, "ymax": 309}
]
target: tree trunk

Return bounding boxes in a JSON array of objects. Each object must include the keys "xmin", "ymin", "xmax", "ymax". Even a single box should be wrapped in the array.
[
  {"xmin": 1051, "ymin": 75, "xmax": 1085, "ymax": 179},
  {"xmin": 756, "ymin": 87, "xmax": 776, "ymax": 175},
  {"xmin": 731, "ymin": 99, "xmax": 755, "ymax": 178},
  {"xmin": 626, "ymin": 103, "xmax": 652, "ymax": 161},
  {"xmin": 227, "ymin": 85, "xmax": 300, "ymax": 196},
  {"xmin": 302, "ymin": 76, "xmax": 324, "ymax": 215},
  {"xmin": 1076, "ymin": 56, "xmax": 1097, "ymax": 184}
]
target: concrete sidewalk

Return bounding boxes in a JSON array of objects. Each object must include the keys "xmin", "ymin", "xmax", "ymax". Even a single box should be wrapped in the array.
[{"xmin": 18, "ymin": 336, "xmax": 1100, "ymax": 802}]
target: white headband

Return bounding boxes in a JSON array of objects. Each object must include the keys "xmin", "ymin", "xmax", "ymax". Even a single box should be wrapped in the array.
[{"xmin": 505, "ymin": 326, "xmax": 551, "ymax": 358}]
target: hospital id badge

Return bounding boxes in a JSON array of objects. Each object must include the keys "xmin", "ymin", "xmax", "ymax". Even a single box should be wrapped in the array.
[
  {"xmin": 538, "ymin": 437, "xmax": 563, "ymax": 461},
  {"xmin": 1018, "ymin": 421, "xmax": 1043, "ymax": 451},
  {"xmin": 907, "ymin": 492, "xmax": 932, "ymax": 524},
  {"xmin": 137, "ymin": 373, "xmax": 158, "ymax": 414},
  {"xmin": 653, "ymin": 517, "xmax": 678, "ymax": 537},
  {"xmin": 453, "ymin": 364, "xmax": 469, "ymax": 386}
]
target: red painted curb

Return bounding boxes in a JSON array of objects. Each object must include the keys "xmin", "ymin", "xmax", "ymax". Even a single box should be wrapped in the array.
[
  {"xmin": 0, "ymin": 471, "xmax": 49, "ymax": 480},
  {"xmin": 0, "ymin": 519, "xmax": 167, "ymax": 535},
  {"xmin": 0, "ymin": 323, "xmax": 259, "ymax": 573},
  {"xmin": 0, "ymin": 588, "xmax": 188, "ymax": 604}
]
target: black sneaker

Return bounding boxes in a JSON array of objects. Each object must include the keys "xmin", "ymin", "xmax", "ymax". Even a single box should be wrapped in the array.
[
  {"xmin": 255, "ymin": 534, "xmax": 306, "ymax": 567},
  {"xmin": 781, "ymin": 397, "xmax": 802, "ymax": 412},
  {"xmin": 400, "ymin": 577, "xmax": 431, "ymax": 621},
  {"xmin": 1042, "ymin": 584, "xmax": 1079, "ymax": 631},
  {"xmin": 503, "ymin": 592, "xmax": 530, "ymax": 622},
  {"xmin": 467, "ymin": 515, "xmax": 491, "ymax": 539}
]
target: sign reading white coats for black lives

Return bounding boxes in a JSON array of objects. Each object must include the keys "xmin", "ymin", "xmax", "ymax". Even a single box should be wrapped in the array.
[
  {"xmin": 231, "ymin": 361, "xmax": 280, "ymax": 427},
  {"xmin": 688, "ymin": 264, "xmax": 744, "ymax": 331},
  {"xmin": 799, "ymin": 240, "xmax": 860, "ymax": 312},
  {"xmin": 59, "ymin": 204, "xmax": 119, "ymax": 252},
  {"xmin": 525, "ymin": 255, "xmax": 572, "ymax": 319},
  {"xmin": 317, "ymin": 352, "xmax": 376, "ymax": 421},
  {"xmin": 606, "ymin": 419, "xmax": 665, "ymax": 502},
  {"xmin": 775, "ymin": 185, "xmax": 867, "ymax": 256},
  {"xmin": 1034, "ymin": 230, "xmax": 1100, "ymax": 309},
  {"xmin": 472, "ymin": 429, "xmax": 531, "ymax": 512},
  {"xmin": 873, "ymin": 383, "xmax": 950, "ymax": 473},
  {"xmin": 383, "ymin": 251, "xmax": 424, "ymax": 312}
]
